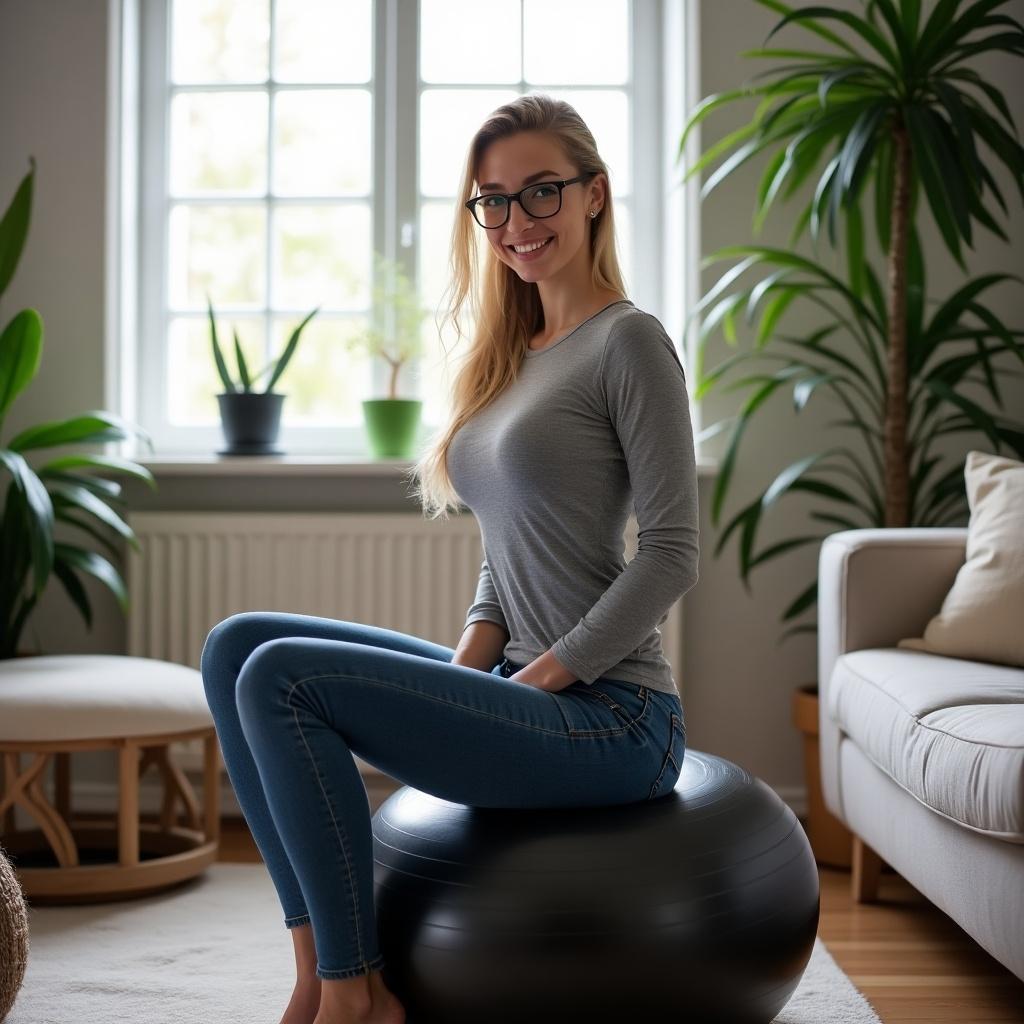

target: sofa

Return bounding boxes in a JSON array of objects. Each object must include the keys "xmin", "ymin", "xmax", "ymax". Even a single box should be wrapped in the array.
[{"xmin": 818, "ymin": 527, "xmax": 1024, "ymax": 982}]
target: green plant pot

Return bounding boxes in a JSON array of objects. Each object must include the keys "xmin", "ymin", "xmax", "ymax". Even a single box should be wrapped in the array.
[
  {"xmin": 362, "ymin": 399, "xmax": 422, "ymax": 459},
  {"xmin": 216, "ymin": 392, "xmax": 285, "ymax": 455}
]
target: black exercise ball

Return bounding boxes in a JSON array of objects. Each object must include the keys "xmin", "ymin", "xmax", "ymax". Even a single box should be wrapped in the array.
[{"xmin": 371, "ymin": 749, "xmax": 819, "ymax": 1024}]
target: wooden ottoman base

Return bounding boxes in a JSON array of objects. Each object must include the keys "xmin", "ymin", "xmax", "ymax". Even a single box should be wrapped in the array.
[{"xmin": 0, "ymin": 726, "xmax": 220, "ymax": 903}]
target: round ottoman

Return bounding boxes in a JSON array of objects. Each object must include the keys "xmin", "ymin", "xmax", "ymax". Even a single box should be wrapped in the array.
[
  {"xmin": 0, "ymin": 655, "xmax": 220, "ymax": 904},
  {"xmin": 371, "ymin": 749, "xmax": 819, "ymax": 1024}
]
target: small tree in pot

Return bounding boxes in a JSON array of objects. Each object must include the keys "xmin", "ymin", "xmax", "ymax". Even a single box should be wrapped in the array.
[
  {"xmin": 341, "ymin": 254, "xmax": 429, "ymax": 459},
  {"xmin": 208, "ymin": 296, "xmax": 319, "ymax": 455}
]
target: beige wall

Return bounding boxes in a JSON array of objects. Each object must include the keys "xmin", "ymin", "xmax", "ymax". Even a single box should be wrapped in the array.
[{"xmin": 2, "ymin": 0, "xmax": 1022, "ymax": 807}]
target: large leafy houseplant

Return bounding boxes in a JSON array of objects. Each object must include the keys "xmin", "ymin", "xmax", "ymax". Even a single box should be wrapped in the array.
[
  {"xmin": 0, "ymin": 159, "xmax": 157, "ymax": 657},
  {"xmin": 682, "ymin": 0, "xmax": 1024, "ymax": 643}
]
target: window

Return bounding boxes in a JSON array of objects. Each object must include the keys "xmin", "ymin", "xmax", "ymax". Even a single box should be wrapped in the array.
[{"xmin": 122, "ymin": 0, "xmax": 688, "ymax": 455}]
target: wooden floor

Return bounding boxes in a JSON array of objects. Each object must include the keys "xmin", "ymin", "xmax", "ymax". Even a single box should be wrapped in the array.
[{"xmin": 215, "ymin": 810, "xmax": 1024, "ymax": 1023}]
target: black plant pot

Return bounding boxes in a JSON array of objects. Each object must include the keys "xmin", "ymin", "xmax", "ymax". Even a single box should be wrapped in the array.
[{"xmin": 216, "ymin": 392, "xmax": 285, "ymax": 455}]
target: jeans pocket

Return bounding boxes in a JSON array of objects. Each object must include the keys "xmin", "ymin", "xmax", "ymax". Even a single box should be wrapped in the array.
[
  {"xmin": 581, "ymin": 684, "xmax": 650, "ymax": 730},
  {"xmin": 647, "ymin": 711, "xmax": 685, "ymax": 800}
]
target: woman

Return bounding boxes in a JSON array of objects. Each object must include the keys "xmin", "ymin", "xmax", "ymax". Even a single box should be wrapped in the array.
[{"xmin": 201, "ymin": 93, "xmax": 699, "ymax": 1024}]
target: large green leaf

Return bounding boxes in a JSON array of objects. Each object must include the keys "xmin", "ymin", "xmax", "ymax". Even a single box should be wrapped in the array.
[
  {"xmin": 0, "ymin": 158, "xmax": 34, "ymax": 300},
  {"xmin": 766, "ymin": 5, "xmax": 900, "ymax": 69},
  {"xmin": 35, "ymin": 452, "xmax": 157, "ymax": 489},
  {"xmin": 0, "ymin": 308, "xmax": 43, "ymax": 422},
  {"xmin": 7, "ymin": 410, "xmax": 153, "ymax": 453},
  {"xmin": 52, "ymin": 542, "xmax": 128, "ymax": 613},
  {"xmin": 0, "ymin": 448, "xmax": 54, "ymax": 594},
  {"xmin": 45, "ymin": 480, "xmax": 139, "ymax": 551},
  {"xmin": 42, "ymin": 469, "xmax": 124, "ymax": 503},
  {"xmin": 52, "ymin": 558, "xmax": 92, "ymax": 629}
]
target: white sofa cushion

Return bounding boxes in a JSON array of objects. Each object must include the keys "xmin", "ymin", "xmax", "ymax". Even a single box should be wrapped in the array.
[
  {"xmin": 828, "ymin": 647, "xmax": 1024, "ymax": 843},
  {"xmin": 0, "ymin": 655, "xmax": 212, "ymax": 742},
  {"xmin": 897, "ymin": 450, "xmax": 1024, "ymax": 668}
]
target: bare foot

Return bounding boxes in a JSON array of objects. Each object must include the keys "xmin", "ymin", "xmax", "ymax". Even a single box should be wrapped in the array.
[
  {"xmin": 313, "ymin": 969, "xmax": 406, "ymax": 1024},
  {"xmin": 279, "ymin": 977, "xmax": 322, "ymax": 1024}
]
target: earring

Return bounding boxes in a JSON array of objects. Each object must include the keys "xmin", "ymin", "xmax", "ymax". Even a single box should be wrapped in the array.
[{"xmin": 589, "ymin": 210, "xmax": 597, "ymax": 218}]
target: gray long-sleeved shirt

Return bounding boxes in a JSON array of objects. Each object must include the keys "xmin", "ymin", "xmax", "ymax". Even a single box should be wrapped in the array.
[{"xmin": 447, "ymin": 299, "xmax": 699, "ymax": 696}]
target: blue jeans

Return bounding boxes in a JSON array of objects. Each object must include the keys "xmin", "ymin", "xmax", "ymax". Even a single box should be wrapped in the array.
[{"xmin": 199, "ymin": 611, "xmax": 685, "ymax": 981}]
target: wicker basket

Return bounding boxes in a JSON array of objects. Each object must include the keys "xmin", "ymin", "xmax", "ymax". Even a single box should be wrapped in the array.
[{"xmin": 0, "ymin": 846, "xmax": 29, "ymax": 1022}]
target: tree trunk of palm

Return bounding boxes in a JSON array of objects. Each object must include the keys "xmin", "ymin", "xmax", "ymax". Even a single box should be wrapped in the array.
[{"xmin": 884, "ymin": 120, "xmax": 912, "ymax": 527}]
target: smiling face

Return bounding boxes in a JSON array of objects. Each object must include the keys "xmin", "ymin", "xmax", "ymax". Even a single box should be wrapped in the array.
[{"xmin": 474, "ymin": 131, "xmax": 606, "ymax": 285}]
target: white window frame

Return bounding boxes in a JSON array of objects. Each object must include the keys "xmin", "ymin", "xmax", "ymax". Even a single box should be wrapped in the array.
[{"xmin": 107, "ymin": 0, "xmax": 698, "ymax": 458}]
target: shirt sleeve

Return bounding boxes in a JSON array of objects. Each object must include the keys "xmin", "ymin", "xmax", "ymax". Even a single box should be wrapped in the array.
[
  {"xmin": 464, "ymin": 557, "xmax": 510, "ymax": 634},
  {"xmin": 552, "ymin": 313, "xmax": 700, "ymax": 684}
]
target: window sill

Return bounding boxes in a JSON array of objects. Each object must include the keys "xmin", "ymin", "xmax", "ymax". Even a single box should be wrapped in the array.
[
  {"xmin": 125, "ymin": 452, "xmax": 721, "ymax": 478},
  {"xmin": 127, "ymin": 453, "xmax": 418, "ymax": 477}
]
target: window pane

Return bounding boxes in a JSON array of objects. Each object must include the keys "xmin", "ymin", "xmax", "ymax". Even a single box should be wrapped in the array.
[
  {"xmin": 274, "ymin": 90, "xmax": 371, "ymax": 196},
  {"xmin": 533, "ymin": 87, "xmax": 630, "ymax": 194},
  {"xmin": 270, "ymin": 315, "xmax": 373, "ymax": 424},
  {"xmin": 419, "ymin": 199, "xmax": 489, "ymax": 311},
  {"xmin": 168, "ymin": 204, "xmax": 266, "ymax": 309},
  {"xmin": 167, "ymin": 314, "xmax": 266, "ymax": 424},
  {"xmin": 171, "ymin": 0, "xmax": 269, "ymax": 84},
  {"xmin": 272, "ymin": 205, "xmax": 371, "ymax": 310},
  {"xmin": 420, "ymin": 0, "xmax": 521, "ymax": 84},
  {"xmin": 419, "ymin": 200, "xmax": 456, "ymax": 312},
  {"xmin": 275, "ymin": 0, "xmax": 372, "ymax": 83},
  {"xmin": 523, "ymin": 0, "xmax": 629, "ymax": 85},
  {"xmin": 420, "ymin": 89, "xmax": 518, "ymax": 197},
  {"xmin": 170, "ymin": 92, "xmax": 268, "ymax": 195}
]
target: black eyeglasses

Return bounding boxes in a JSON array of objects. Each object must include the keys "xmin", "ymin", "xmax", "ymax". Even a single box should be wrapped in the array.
[{"xmin": 465, "ymin": 172, "xmax": 597, "ymax": 229}]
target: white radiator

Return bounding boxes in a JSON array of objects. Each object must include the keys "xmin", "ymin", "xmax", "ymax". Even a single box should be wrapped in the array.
[{"xmin": 125, "ymin": 511, "xmax": 683, "ymax": 777}]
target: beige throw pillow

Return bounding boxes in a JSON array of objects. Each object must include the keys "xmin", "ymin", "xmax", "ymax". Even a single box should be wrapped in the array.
[{"xmin": 896, "ymin": 449, "xmax": 1024, "ymax": 668}]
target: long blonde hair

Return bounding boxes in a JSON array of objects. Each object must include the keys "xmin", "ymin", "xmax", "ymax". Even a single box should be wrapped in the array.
[{"xmin": 404, "ymin": 93, "xmax": 629, "ymax": 519}]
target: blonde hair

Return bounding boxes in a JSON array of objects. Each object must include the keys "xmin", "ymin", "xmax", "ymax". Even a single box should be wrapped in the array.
[{"xmin": 404, "ymin": 93, "xmax": 629, "ymax": 519}]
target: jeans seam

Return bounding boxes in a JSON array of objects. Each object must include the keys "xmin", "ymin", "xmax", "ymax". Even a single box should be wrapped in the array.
[
  {"xmin": 569, "ymin": 686, "xmax": 651, "ymax": 738},
  {"xmin": 285, "ymin": 670, "xmax": 569, "ymax": 735},
  {"xmin": 648, "ymin": 710, "xmax": 681, "ymax": 800},
  {"xmin": 287, "ymin": 678, "xmax": 370, "ymax": 971},
  {"xmin": 317, "ymin": 951, "xmax": 387, "ymax": 980}
]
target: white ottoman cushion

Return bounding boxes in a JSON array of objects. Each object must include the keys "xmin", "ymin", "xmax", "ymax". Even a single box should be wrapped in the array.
[{"xmin": 0, "ymin": 655, "xmax": 212, "ymax": 742}]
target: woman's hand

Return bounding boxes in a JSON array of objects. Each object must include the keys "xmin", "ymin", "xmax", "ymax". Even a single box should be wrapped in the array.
[{"xmin": 508, "ymin": 648, "xmax": 578, "ymax": 693}]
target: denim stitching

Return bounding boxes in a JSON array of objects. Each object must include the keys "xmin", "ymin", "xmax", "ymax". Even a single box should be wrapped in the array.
[
  {"xmin": 283, "ymin": 670, "xmax": 574, "ymax": 735},
  {"xmin": 286, "ymin": 678, "xmax": 371, "ymax": 973},
  {"xmin": 569, "ymin": 686, "xmax": 651, "ymax": 737},
  {"xmin": 317, "ymin": 952, "xmax": 387, "ymax": 980},
  {"xmin": 648, "ymin": 711, "xmax": 682, "ymax": 799}
]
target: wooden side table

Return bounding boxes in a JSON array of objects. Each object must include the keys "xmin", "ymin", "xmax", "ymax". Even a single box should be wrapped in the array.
[{"xmin": 0, "ymin": 654, "xmax": 220, "ymax": 904}]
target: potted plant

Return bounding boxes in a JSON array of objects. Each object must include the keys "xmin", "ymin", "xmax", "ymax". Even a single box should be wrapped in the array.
[
  {"xmin": 680, "ymin": 0, "xmax": 1024, "ymax": 864},
  {"xmin": 0, "ymin": 158, "xmax": 157, "ymax": 658},
  {"xmin": 207, "ymin": 295, "xmax": 318, "ymax": 455},
  {"xmin": 342, "ymin": 253, "xmax": 428, "ymax": 458}
]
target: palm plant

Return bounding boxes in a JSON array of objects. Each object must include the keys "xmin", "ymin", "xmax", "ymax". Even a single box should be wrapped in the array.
[
  {"xmin": 0, "ymin": 159, "xmax": 156, "ymax": 657},
  {"xmin": 681, "ymin": 0, "xmax": 1024, "ymax": 641}
]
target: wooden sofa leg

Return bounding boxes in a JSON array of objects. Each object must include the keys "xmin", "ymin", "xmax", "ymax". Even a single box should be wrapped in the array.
[{"xmin": 852, "ymin": 834, "xmax": 883, "ymax": 902}]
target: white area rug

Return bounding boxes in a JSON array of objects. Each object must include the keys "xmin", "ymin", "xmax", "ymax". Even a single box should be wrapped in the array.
[{"xmin": 8, "ymin": 863, "xmax": 881, "ymax": 1023}]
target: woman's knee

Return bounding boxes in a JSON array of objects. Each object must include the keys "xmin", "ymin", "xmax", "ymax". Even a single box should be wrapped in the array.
[
  {"xmin": 201, "ymin": 612, "xmax": 276, "ymax": 701},
  {"xmin": 234, "ymin": 637, "xmax": 300, "ymax": 720}
]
